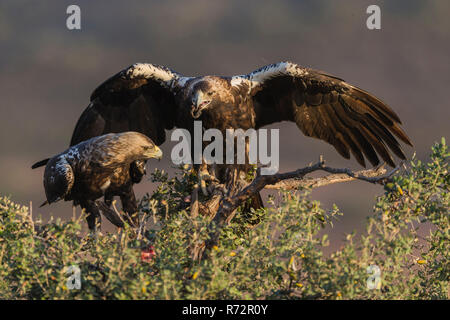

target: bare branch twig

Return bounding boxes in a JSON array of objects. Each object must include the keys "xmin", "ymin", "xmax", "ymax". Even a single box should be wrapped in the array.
[
  {"xmin": 264, "ymin": 163, "xmax": 399, "ymax": 190},
  {"xmin": 199, "ymin": 158, "xmax": 402, "ymax": 260},
  {"xmin": 190, "ymin": 184, "xmax": 200, "ymax": 218}
]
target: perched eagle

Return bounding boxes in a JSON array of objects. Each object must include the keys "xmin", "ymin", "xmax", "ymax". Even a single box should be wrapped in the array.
[
  {"xmin": 38, "ymin": 132, "xmax": 162, "ymax": 230},
  {"xmin": 36, "ymin": 61, "xmax": 412, "ymax": 217}
]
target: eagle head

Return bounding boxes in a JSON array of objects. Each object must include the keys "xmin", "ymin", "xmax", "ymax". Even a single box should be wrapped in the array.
[
  {"xmin": 140, "ymin": 141, "xmax": 163, "ymax": 160},
  {"xmin": 113, "ymin": 132, "xmax": 163, "ymax": 161},
  {"xmin": 190, "ymin": 77, "xmax": 229, "ymax": 119},
  {"xmin": 43, "ymin": 156, "xmax": 74, "ymax": 204}
]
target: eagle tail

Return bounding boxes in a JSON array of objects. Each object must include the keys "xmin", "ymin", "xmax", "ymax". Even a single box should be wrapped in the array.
[
  {"xmin": 32, "ymin": 158, "xmax": 50, "ymax": 169},
  {"xmin": 39, "ymin": 200, "xmax": 48, "ymax": 208}
]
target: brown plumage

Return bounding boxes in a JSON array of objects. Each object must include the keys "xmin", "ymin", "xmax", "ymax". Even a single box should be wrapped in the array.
[
  {"xmin": 68, "ymin": 62, "xmax": 411, "ymax": 167},
  {"xmin": 50, "ymin": 61, "xmax": 412, "ymax": 212},
  {"xmin": 35, "ymin": 132, "xmax": 162, "ymax": 231}
]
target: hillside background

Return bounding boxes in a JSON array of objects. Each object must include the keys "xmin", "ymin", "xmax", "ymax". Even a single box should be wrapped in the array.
[{"xmin": 0, "ymin": 0, "xmax": 449, "ymax": 250}]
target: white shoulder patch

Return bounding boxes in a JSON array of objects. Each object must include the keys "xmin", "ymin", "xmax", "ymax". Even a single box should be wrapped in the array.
[
  {"xmin": 232, "ymin": 62, "xmax": 309, "ymax": 90},
  {"xmin": 230, "ymin": 76, "xmax": 251, "ymax": 88},
  {"xmin": 126, "ymin": 63, "xmax": 178, "ymax": 83}
]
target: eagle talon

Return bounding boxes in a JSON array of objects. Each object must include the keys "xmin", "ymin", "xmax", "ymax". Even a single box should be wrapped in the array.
[{"xmin": 198, "ymin": 167, "xmax": 219, "ymax": 196}]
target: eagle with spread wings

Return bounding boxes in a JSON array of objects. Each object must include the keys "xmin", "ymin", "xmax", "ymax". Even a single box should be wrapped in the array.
[
  {"xmin": 35, "ymin": 61, "xmax": 412, "ymax": 215},
  {"xmin": 71, "ymin": 61, "xmax": 411, "ymax": 165}
]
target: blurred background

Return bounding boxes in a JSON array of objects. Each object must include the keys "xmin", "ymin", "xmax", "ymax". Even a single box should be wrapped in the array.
[{"xmin": 1, "ymin": 0, "xmax": 449, "ymax": 249}]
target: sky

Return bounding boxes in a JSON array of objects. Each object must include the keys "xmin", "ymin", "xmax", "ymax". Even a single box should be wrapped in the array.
[{"xmin": 0, "ymin": 0, "xmax": 449, "ymax": 246}]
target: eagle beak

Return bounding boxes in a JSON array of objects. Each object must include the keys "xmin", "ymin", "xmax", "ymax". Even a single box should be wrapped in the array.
[
  {"xmin": 191, "ymin": 91, "xmax": 211, "ymax": 119},
  {"xmin": 152, "ymin": 146, "xmax": 163, "ymax": 160}
]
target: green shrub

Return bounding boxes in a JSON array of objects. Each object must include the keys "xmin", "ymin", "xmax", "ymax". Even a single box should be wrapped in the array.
[{"xmin": 0, "ymin": 139, "xmax": 448, "ymax": 299}]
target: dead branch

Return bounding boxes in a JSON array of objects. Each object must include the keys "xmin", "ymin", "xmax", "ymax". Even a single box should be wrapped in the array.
[
  {"xmin": 199, "ymin": 158, "xmax": 402, "ymax": 260},
  {"xmin": 190, "ymin": 184, "xmax": 200, "ymax": 218},
  {"xmin": 264, "ymin": 163, "xmax": 392, "ymax": 190}
]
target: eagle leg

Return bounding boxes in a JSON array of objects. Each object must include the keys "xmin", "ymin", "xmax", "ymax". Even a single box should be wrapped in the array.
[
  {"xmin": 79, "ymin": 199, "xmax": 102, "ymax": 232},
  {"xmin": 198, "ymin": 162, "xmax": 219, "ymax": 196},
  {"xmin": 104, "ymin": 192, "xmax": 113, "ymax": 207},
  {"xmin": 119, "ymin": 185, "xmax": 139, "ymax": 227},
  {"xmin": 96, "ymin": 200, "xmax": 125, "ymax": 229}
]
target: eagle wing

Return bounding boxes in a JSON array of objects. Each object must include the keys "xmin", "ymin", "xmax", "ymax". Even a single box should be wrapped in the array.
[
  {"xmin": 70, "ymin": 63, "xmax": 191, "ymax": 147},
  {"xmin": 232, "ymin": 62, "xmax": 412, "ymax": 167}
]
